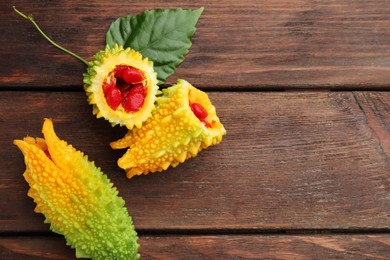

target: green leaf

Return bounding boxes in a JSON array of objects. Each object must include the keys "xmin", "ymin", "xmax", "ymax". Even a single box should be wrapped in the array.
[{"xmin": 106, "ymin": 7, "xmax": 204, "ymax": 84}]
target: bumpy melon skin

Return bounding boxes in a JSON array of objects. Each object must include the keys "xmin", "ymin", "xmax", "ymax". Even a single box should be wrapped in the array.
[
  {"xmin": 83, "ymin": 44, "xmax": 158, "ymax": 129},
  {"xmin": 14, "ymin": 119, "xmax": 140, "ymax": 259},
  {"xmin": 111, "ymin": 79, "xmax": 226, "ymax": 179}
]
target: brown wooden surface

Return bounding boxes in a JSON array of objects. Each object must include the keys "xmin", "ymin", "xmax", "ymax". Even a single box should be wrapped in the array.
[
  {"xmin": 1, "ymin": 91, "xmax": 390, "ymax": 232},
  {"xmin": 2, "ymin": 0, "xmax": 390, "ymax": 89},
  {"xmin": 1, "ymin": 0, "xmax": 390, "ymax": 259},
  {"xmin": 1, "ymin": 235, "xmax": 390, "ymax": 259}
]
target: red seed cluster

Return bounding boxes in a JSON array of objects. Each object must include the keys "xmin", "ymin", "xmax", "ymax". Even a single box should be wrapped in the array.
[{"xmin": 103, "ymin": 65, "xmax": 146, "ymax": 112}]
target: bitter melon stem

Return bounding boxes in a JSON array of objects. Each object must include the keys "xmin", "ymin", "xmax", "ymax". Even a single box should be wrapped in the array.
[{"xmin": 13, "ymin": 6, "xmax": 89, "ymax": 66}]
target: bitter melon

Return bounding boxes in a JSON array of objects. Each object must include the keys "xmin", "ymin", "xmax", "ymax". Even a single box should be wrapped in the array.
[
  {"xmin": 111, "ymin": 79, "xmax": 226, "ymax": 178},
  {"xmin": 14, "ymin": 119, "xmax": 140, "ymax": 259},
  {"xmin": 83, "ymin": 44, "xmax": 158, "ymax": 129}
]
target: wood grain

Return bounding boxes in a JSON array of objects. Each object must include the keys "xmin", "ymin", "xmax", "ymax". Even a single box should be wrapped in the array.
[
  {"xmin": 1, "ymin": 91, "xmax": 389, "ymax": 232},
  {"xmin": 1, "ymin": 234, "xmax": 389, "ymax": 259},
  {"xmin": 2, "ymin": 0, "xmax": 390, "ymax": 89},
  {"xmin": 2, "ymin": 0, "xmax": 390, "ymax": 257}
]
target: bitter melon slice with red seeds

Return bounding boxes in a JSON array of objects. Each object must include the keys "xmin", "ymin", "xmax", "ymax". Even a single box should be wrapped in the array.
[
  {"xmin": 111, "ymin": 79, "xmax": 226, "ymax": 178},
  {"xmin": 83, "ymin": 44, "xmax": 158, "ymax": 129}
]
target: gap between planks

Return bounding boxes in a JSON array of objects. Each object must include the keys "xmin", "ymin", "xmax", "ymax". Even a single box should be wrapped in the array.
[
  {"xmin": 2, "ymin": 228, "xmax": 390, "ymax": 238},
  {"xmin": 3, "ymin": 84, "xmax": 390, "ymax": 92}
]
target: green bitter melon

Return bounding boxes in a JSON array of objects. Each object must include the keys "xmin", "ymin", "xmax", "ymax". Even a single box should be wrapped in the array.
[{"xmin": 14, "ymin": 119, "xmax": 140, "ymax": 259}]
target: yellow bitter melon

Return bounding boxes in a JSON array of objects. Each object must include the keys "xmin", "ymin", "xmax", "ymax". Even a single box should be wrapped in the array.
[
  {"xmin": 111, "ymin": 79, "xmax": 226, "ymax": 178},
  {"xmin": 83, "ymin": 44, "xmax": 158, "ymax": 129},
  {"xmin": 14, "ymin": 119, "xmax": 140, "ymax": 259}
]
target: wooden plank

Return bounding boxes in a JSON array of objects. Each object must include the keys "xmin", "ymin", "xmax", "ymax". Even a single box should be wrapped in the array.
[
  {"xmin": 1, "ymin": 234, "xmax": 389, "ymax": 259},
  {"xmin": 1, "ymin": 91, "xmax": 389, "ymax": 231},
  {"xmin": 2, "ymin": 0, "xmax": 390, "ymax": 89}
]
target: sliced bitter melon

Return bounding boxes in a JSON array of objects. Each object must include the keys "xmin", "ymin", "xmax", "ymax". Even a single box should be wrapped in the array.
[
  {"xmin": 111, "ymin": 79, "xmax": 226, "ymax": 178},
  {"xmin": 83, "ymin": 44, "xmax": 158, "ymax": 129}
]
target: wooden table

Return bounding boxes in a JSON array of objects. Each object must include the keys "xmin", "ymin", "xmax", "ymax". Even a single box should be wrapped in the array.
[{"xmin": 1, "ymin": 1, "xmax": 390, "ymax": 259}]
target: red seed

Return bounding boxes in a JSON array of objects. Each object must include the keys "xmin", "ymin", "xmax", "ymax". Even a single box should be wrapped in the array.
[
  {"xmin": 129, "ymin": 83, "xmax": 145, "ymax": 96},
  {"xmin": 190, "ymin": 103, "xmax": 208, "ymax": 120},
  {"xmin": 123, "ymin": 92, "xmax": 145, "ymax": 112},
  {"xmin": 114, "ymin": 65, "xmax": 128, "ymax": 79},
  {"xmin": 121, "ymin": 84, "xmax": 145, "ymax": 104},
  {"xmin": 122, "ymin": 67, "xmax": 144, "ymax": 84},
  {"xmin": 102, "ymin": 80, "xmax": 116, "ymax": 96},
  {"xmin": 106, "ymin": 87, "xmax": 121, "ymax": 110}
]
